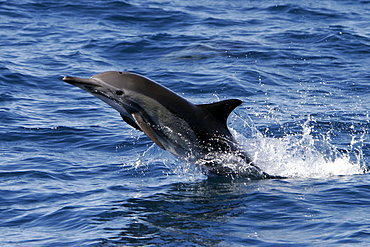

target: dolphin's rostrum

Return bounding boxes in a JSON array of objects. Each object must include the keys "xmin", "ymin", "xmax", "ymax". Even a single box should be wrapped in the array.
[{"xmin": 63, "ymin": 71, "xmax": 277, "ymax": 179}]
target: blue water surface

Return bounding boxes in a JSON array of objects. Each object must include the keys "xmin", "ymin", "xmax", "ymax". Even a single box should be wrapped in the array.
[{"xmin": 1, "ymin": 0, "xmax": 370, "ymax": 246}]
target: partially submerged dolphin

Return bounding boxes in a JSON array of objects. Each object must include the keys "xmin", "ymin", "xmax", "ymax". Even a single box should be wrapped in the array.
[{"xmin": 63, "ymin": 71, "xmax": 275, "ymax": 179}]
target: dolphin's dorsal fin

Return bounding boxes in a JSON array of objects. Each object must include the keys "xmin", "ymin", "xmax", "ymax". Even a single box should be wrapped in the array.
[{"xmin": 197, "ymin": 99, "xmax": 242, "ymax": 125}]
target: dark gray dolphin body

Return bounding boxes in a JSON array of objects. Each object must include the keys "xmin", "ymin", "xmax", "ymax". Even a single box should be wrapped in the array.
[{"xmin": 63, "ymin": 71, "xmax": 277, "ymax": 179}]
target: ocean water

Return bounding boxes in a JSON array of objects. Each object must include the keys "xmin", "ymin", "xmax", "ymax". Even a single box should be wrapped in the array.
[{"xmin": 1, "ymin": 0, "xmax": 370, "ymax": 246}]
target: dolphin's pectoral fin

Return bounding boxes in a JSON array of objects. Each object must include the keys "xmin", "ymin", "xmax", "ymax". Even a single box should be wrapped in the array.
[
  {"xmin": 197, "ymin": 99, "xmax": 242, "ymax": 126},
  {"xmin": 131, "ymin": 112, "xmax": 166, "ymax": 150},
  {"xmin": 120, "ymin": 114, "xmax": 142, "ymax": 131}
]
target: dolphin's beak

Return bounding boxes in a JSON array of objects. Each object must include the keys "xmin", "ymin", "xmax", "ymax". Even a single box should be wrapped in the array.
[
  {"xmin": 62, "ymin": 76, "xmax": 101, "ymax": 87},
  {"xmin": 62, "ymin": 76, "xmax": 104, "ymax": 94}
]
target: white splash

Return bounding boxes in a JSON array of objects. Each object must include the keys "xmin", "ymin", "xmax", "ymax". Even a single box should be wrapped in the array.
[{"xmin": 231, "ymin": 114, "xmax": 366, "ymax": 179}]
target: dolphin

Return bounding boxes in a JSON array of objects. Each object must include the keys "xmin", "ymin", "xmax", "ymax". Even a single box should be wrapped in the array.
[{"xmin": 62, "ymin": 71, "xmax": 276, "ymax": 179}]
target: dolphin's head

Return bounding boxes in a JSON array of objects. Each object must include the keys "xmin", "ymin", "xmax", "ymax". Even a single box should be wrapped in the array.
[{"xmin": 63, "ymin": 71, "xmax": 149, "ymax": 116}]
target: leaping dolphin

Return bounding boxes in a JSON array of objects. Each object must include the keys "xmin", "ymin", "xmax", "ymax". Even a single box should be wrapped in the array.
[{"xmin": 62, "ymin": 71, "xmax": 276, "ymax": 179}]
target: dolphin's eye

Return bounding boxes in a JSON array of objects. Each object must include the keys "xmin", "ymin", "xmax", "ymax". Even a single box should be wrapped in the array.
[{"xmin": 116, "ymin": 90, "xmax": 124, "ymax": 96}]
